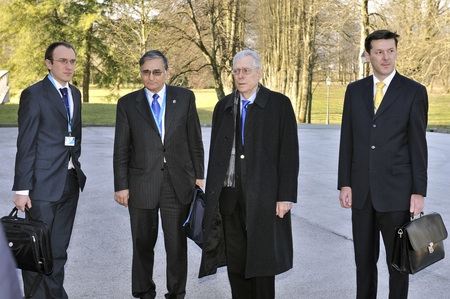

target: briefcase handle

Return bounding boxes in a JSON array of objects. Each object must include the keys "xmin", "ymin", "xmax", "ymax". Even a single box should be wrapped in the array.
[
  {"xmin": 410, "ymin": 212, "xmax": 425, "ymax": 221},
  {"xmin": 5, "ymin": 206, "xmax": 36, "ymax": 222}
]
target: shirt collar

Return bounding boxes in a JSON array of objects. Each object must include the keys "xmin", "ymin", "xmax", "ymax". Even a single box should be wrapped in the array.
[
  {"xmin": 240, "ymin": 89, "xmax": 258, "ymax": 105},
  {"xmin": 373, "ymin": 69, "xmax": 396, "ymax": 89},
  {"xmin": 145, "ymin": 84, "xmax": 166, "ymax": 105}
]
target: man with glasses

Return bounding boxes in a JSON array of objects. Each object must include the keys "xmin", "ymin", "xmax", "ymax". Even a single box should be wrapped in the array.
[
  {"xmin": 113, "ymin": 50, "xmax": 204, "ymax": 299},
  {"xmin": 12, "ymin": 42, "xmax": 86, "ymax": 298},
  {"xmin": 199, "ymin": 50, "xmax": 299, "ymax": 299}
]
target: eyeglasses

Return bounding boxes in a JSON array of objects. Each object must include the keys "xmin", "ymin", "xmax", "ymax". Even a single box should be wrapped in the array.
[
  {"xmin": 232, "ymin": 68, "xmax": 256, "ymax": 76},
  {"xmin": 141, "ymin": 69, "xmax": 165, "ymax": 76},
  {"xmin": 50, "ymin": 59, "xmax": 77, "ymax": 66}
]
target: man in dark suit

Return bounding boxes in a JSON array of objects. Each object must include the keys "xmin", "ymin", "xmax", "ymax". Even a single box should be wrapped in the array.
[
  {"xmin": 338, "ymin": 30, "xmax": 428, "ymax": 299},
  {"xmin": 199, "ymin": 50, "xmax": 299, "ymax": 299},
  {"xmin": 12, "ymin": 42, "xmax": 87, "ymax": 298},
  {"xmin": 113, "ymin": 50, "xmax": 204, "ymax": 299}
]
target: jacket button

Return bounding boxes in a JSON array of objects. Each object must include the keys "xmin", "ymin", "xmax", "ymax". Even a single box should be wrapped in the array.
[
  {"xmin": 371, "ymin": 145, "xmax": 376, "ymax": 149},
  {"xmin": 240, "ymin": 155, "xmax": 245, "ymax": 159},
  {"xmin": 372, "ymin": 124, "xmax": 377, "ymax": 128}
]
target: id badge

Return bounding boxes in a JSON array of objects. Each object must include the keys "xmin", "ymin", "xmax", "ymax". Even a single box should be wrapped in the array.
[{"xmin": 65, "ymin": 136, "xmax": 75, "ymax": 147}]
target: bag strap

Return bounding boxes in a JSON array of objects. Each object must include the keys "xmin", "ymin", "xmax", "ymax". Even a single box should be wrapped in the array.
[
  {"xmin": 6, "ymin": 206, "xmax": 36, "ymax": 222},
  {"xmin": 26, "ymin": 273, "xmax": 43, "ymax": 298}
]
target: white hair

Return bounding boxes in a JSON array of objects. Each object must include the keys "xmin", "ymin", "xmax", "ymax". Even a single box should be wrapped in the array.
[{"xmin": 233, "ymin": 50, "xmax": 262, "ymax": 69}]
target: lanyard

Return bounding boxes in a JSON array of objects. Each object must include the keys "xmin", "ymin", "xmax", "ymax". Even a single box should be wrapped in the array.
[
  {"xmin": 48, "ymin": 74, "xmax": 72, "ymax": 134},
  {"xmin": 145, "ymin": 88, "xmax": 166, "ymax": 136}
]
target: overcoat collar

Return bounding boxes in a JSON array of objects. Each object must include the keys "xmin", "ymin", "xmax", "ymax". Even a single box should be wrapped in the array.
[{"xmin": 223, "ymin": 84, "xmax": 271, "ymax": 112}]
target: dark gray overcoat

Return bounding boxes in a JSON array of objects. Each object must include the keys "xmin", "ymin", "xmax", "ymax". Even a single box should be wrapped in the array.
[{"xmin": 199, "ymin": 85, "xmax": 299, "ymax": 279}]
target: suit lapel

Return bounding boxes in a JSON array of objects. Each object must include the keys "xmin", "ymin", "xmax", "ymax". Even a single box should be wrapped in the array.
[
  {"xmin": 135, "ymin": 88, "xmax": 159, "ymax": 132},
  {"xmin": 69, "ymin": 84, "xmax": 80, "ymax": 128},
  {"xmin": 363, "ymin": 76, "xmax": 375, "ymax": 117},
  {"xmin": 374, "ymin": 72, "xmax": 402, "ymax": 119},
  {"xmin": 165, "ymin": 85, "xmax": 177, "ymax": 133},
  {"xmin": 43, "ymin": 76, "xmax": 68, "ymax": 121}
]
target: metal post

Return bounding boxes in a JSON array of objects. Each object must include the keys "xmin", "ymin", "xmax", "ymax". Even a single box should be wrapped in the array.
[{"xmin": 326, "ymin": 77, "xmax": 331, "ymax": 125}]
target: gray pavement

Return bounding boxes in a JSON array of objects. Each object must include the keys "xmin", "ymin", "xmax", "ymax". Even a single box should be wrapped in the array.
[{"xmin": 1, "ymin": 125, "xmax": 449, "ymax": 299}]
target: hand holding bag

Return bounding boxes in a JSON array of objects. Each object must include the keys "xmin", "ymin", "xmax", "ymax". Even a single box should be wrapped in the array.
[
  {"xmin": 1, "ymin": 207, "xmax": 53, "ymax": 274},
  {"xmin": 183, "ymin": 187, "xmax": 205, "ymax": 247},
  {"xmin": 392, "ymin": 212, "xmax": 447, "ymax": 274}
]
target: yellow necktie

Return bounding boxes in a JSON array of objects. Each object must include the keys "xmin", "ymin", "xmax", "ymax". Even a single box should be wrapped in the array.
[{"xmin": 374, "ymin": 82, "xmax": 386, "ymax": 113}]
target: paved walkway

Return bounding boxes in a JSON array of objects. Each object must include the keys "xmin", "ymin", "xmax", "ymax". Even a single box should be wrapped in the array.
[{"xmin": 1, "ymin": 125, "xmax": 449, "ymax": 298}]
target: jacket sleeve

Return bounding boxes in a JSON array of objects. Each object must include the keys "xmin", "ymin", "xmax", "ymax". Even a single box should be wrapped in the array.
[
  {"xmin": 186, "ymin": 90, "xmax": 204, "ymax": 179},
  {"xmin": 337, "ymin": 86, "xmax": 353, "ymax": 190},
  {"xmin": 113, "ymin": 98, "xmax": 131, "ymax": 191},
  {"xmin": 407, "ymin": 84, "xmax": 428, "ymax": 196},
  {"xmin": 13, "ymin": 88, "xmax": 41, "ymax": 191},
  {"xmin": 277, "ymin": 95, "xmax": 299, "ymax": 203}
]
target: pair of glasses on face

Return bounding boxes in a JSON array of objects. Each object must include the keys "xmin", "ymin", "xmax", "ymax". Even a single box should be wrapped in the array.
[
  {"xmin": 232, "ymin": 68, "xmax": 255, "ymax": 75},
  {"xmin": 50, "ymin": 59, "xmax": 77, "ymax": 66},
  {"xmin": 141, "ymin": 69, "xmax": 165, "ymax": 76}
]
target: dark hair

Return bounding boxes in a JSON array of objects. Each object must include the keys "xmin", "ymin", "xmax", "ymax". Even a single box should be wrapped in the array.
[
  {"xmin": 139, "ymin": 50, "xmax": 168, "ymax": 70},
  {"xmin": 45, "ymin": 42, "xmax": 76, "ymax": 61},
  {"xmin": 365, "ymin": 30, "xmax": 400, "ymax": 53}
]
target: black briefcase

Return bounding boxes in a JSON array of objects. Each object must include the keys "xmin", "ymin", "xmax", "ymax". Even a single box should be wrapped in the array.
[
  {"xmin": 1, "ymin": 207, "xmax": 53, "ymax": 275},
  {"xmin": 392, "ymin": 212, "xmax": 448, "ymax": 274},
  {"xmin": 183, "ymin": 187, "xmax": 205, "ymax": 247}
]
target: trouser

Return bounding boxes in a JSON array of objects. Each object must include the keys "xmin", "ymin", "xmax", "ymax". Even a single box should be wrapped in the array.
[
  {"xmin": 352, "ymin": 194, "xmax": 410, "ymax": 299},
  {"xmin": 129, "ymin": 167, "xmax": 190, "ymax": 299},
  {"xmin": 23, "ymin": 169, "xmax": 80, "ymax": 299},
  {"xmin": 222, "ymin": 202, "xmax": 275, "ymax": 299}
]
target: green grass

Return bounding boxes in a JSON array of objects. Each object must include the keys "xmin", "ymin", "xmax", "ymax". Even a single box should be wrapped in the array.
[{"xmin": 1, "ymin": 84, "xmax": 449, "ymax": 129}]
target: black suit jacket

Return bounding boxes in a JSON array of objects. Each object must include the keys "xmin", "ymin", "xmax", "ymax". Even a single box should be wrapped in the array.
[
  {"xmin": 113, "ymin": 85, "xmax": 204, "ymax": 209},
  {"xmin": 13, "ymin": 76, "xmax": 86, "ymax": 200},
  {"xmin": 338, "ymin": 72, "xmax": 428, "ymax": 212}
]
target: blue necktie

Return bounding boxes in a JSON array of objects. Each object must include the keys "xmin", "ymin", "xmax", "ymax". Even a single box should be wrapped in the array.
[
  {"xmin": 152, "ymin": 94, "xmax": 161, "ymax": 130},
  {"xmin": 60, "ymin": 88, "xmax": 70, "ymax": 121},
  {"xmin": 241, "ymin": 100, "xmax": 249, "ymax": 145}
]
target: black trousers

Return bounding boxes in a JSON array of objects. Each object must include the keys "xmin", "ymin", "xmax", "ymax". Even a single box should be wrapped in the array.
[
  {"xmin": 221, "ymin": 201, "xmax": 275, "ymax": 299},
  {"xmin": 128, "ymin": 167, "xmax": 190, "ymax": 299},
  {"xmin": 352, "ymin": 194, "xmax": 410, "ymax": 299},
  {"xmin": 23, "ymin": 169, "xmax": 80, "ymax": 299}
]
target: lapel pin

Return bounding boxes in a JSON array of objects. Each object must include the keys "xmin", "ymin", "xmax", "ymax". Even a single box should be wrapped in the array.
[{"xmin": 173, "ymin": 100, "xmax": 176, "ymax": 104}]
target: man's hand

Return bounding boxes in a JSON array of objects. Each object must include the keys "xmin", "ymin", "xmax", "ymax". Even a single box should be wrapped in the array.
[
  {"xmin": 196, "ymin": 179, "xmax": 205, "ymax": 190},
  {"xmin": 410, "ymin": 194, "xmax": 424, "ymax": 216},
  {"xmin": 115, "ymin": 189, "xmax": 130, "ymax": 207},
  {"xmin": 339, "ymin": 187, "xmax": 352, "ymax": 209},
  {"xmin": 13, "ymin": 194, "xmax": 32, "ymax": 212},
  {"xmin": 276, "ymin": 202, "xmax": 292, "ymax": 218}
]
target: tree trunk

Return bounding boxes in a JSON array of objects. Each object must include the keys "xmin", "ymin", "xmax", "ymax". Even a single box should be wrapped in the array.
[
  {"xmin": 359, "ymin": 0, "xmax": 369, "ymax": 79},
  {"xmin": 298, "ymin": 0, "xmax": 317, "ymax": 123},
  {"xmin": 82, "ymin": 25, "xmax": 93, "ymax": 103}
]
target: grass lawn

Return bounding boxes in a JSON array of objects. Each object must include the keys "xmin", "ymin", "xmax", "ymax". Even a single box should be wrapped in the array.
[{"xmin": 1, "ymin": 84, "xmax": 449, "ymax": 129}]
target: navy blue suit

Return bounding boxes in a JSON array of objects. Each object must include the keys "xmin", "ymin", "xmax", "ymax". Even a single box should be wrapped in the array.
[
  {"xmin": 338, "ymin": 72, "xmax": 428, "ymax": 298},
  {"xmin": 13, "ymin": 76, "xmax": 86, "ymax": 298}
]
